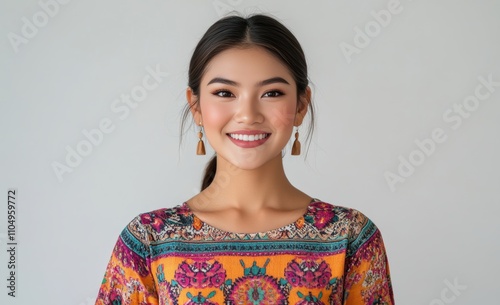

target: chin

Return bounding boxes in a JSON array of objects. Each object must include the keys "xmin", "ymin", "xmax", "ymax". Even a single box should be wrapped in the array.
[
  {"xmin": 216, "ymin": 149, "xmax": 282, "ymax": 169},
  {"xmin": 228, "ymin": 159, "xmax": 266, "ymax": 170}
]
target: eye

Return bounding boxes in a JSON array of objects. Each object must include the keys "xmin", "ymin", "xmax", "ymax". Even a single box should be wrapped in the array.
[
  {"xmin": 263, "ymin": 90, "xmax": 285, "ymax": 98},
  {"xmin": 213, "ymin": 89, "xmax": 234, "ymax": 98}
]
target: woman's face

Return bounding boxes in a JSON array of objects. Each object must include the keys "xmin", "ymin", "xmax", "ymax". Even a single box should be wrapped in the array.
[{"xmin": 188, "ymin": 45, "xmax": 310, "ymax": 170}]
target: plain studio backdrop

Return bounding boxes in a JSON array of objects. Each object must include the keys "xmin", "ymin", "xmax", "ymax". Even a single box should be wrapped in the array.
[{"xmin": 1, "ymin": 0, "xmax": 499, "ymax": 304}]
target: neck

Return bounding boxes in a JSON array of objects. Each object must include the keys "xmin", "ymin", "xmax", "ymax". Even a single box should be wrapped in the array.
[{"xmin": 195, "ymin": 153, "xmax": 300, "ymax": 213}]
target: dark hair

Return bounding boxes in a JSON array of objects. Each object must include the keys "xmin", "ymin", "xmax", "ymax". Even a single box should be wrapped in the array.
[{"xmin": 179, "ymin": 13, "xmax": 316, "ymax": 191}]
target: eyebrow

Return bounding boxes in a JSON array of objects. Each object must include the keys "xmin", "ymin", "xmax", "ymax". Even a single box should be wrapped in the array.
[{"xmin": 206, "ymin": 76, "xmax": 290, "ymax": 87}]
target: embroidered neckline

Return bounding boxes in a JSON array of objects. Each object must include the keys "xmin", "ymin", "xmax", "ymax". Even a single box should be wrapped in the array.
[{"xmin": 180, "ymin": 198, "xmax": 321, "ymax": 237}]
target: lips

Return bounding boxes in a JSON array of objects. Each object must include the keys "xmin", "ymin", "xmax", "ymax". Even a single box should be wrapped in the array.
[
  {"xmin": 226, "ymin": 130, "xmax": 271, "ymax": 135},
  {"xmin": 226, "ymin": 132, "xmax": 271, "ymax": 148},
  {"xmin": 228, "ymin": 133, "xmax": 270, "ymax": 141}
]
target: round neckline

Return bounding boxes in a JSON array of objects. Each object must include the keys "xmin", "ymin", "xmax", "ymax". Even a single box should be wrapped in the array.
[{"xmin": 181, "ymin": 198, "xmax": 318, "ymax": 236}]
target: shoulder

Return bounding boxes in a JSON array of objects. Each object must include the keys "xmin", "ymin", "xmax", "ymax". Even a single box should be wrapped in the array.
[
  {"xmin": 309, "ymin": 199, "xmax": 382, "ymax": 254},
  {"xmin": 309, "ymin": 198, "xmax": 376, "ymax": 229},
  {"xmin": 137, "ymin": 203, "xmax": 192, "ymax": 229},
  {"xmin": 123, "ymin": 203, "xmax": 193, "ymax": 243}
]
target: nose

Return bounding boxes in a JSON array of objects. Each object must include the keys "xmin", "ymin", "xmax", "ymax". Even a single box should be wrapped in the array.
[{"xmin": 234, "ymin": 93, "xmax": 264, "ymax": 124}]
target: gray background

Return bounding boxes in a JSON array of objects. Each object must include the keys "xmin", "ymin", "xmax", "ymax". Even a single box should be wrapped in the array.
[{"xmin": 1, "ymin": 0, "xmax": 499, "ymax": 304}]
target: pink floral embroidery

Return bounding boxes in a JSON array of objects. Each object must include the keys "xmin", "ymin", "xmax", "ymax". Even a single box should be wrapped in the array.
[
  {"xmin": 174, "ymin": 259, "xmax": 226, "ymax": 289},
  {"xmin": 285, "ymin": 258, "xmax": 332, "ymax": 288},
  {"xmin": 309, "ymin": 202, "xmax": 335, "ymax": 229}
]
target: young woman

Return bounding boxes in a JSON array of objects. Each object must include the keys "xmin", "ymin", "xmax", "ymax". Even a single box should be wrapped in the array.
[{"xmin": 95, "ymin": 14, "xmax": 395, "ymax": 305}]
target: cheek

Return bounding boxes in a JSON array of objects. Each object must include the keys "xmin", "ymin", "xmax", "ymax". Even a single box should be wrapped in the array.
[
  {"xmin": 267, "ymin": 103, "xmax": 297, "ymax": 130},
  {"xmin": 200, "ymin": 102, "xmax": 232, "ymax": 130}
]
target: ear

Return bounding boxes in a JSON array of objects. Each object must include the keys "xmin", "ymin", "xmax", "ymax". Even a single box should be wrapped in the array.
[
  {"xmin": 186, "ymin": 87, "xmax": 202, "ymax": 123},
  {"xmin": 295, "ymin": 86, "xmax": 311, "ymax": 126}
]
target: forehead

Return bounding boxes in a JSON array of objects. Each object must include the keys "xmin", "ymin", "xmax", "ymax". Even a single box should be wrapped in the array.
[{"xmin": 201, "ymin": 46, "xmax": 294, "ymax": 85}]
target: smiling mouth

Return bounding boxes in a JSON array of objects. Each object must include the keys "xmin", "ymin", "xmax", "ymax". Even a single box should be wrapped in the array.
[
  {"xmin": 226, "ymin": 133, "xmax": 271, "ymax": 141},
  {"xmin": 226, "ymin": 133, "xmax": 271, "ymax": 148}
]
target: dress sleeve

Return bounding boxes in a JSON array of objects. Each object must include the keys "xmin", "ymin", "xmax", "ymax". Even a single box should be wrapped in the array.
[
  {"xmin": 343, "ymin": 210, "xmax": 395, "ymax": 305},
  {"xmin": 95, "ymin": 215, "xmax": 159, "ymax": 305}
]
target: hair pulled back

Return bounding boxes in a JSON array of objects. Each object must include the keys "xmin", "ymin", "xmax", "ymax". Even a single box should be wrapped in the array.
[{"xmin": 179, "ymin": 13, "xmax": 315, "ymax": 191}]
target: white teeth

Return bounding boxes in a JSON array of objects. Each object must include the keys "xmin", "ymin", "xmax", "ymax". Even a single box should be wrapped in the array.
[{"xmin": 229, "ymin": 133, "xmax": 269, "ymax": 141}]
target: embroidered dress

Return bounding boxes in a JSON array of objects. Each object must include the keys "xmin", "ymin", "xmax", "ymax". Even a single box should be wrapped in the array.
[{"xmin": 95, "ymin": 198, "xmax": 394, "ymax": 305}]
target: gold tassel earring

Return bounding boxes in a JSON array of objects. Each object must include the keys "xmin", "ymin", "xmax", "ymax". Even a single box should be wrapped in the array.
[
  {"xmin": 291, "ymin": 126, "xmax": 301, "ymax": 155},
  {"xmin": 197, "ymin": 121, "xmax": 206, "ymax": 155}
]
